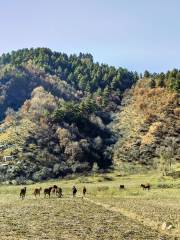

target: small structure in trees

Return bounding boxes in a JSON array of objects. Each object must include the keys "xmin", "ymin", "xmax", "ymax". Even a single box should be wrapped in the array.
[{"xmin": 3, "ymin": 155, "xmax": 13, "ymax": 162}]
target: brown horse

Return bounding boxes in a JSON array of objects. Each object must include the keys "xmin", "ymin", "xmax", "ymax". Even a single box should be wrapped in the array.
[
  {"xmin": 20, "ymin": 187, "xmax": 26, "ymax": 200},
  {"xmin": 51, "ymin": 185, "xmax": 58, "ymax": 195},
  {"xmin": 140, "ymin": 184, "xmax": 151, "ymax": 190},
  {"xmin": 33, "ymin": 187, "xmax": 42, "ymax": 198},
  {"xmin": 56, "ymin": 187, "xmax": 63, "ymax": 198},
  {"xmin": 83, "ymin": 186, "xmax": 87, "ymax": 197},
  {"xmin": 44, "ymin": 187, "xmax": 53, "ymax": 198},
  {"xmin": 72, "ymin": 186, "xmax": 77, "ymax": 197},
  {"xmin": 119, "ymin": 185, "xmax": 125, "ymax": 189}
]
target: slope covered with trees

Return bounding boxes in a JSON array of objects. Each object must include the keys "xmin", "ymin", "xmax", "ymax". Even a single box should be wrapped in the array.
[
  {"xmin": 0, "ymin": 48, "xmax": 137, "ymax": 120},
  {"xmin": 0, "ymin": 48, "xmax": 137, "ymax": 182},
  {"xmin": 113, "ymin": 71, "xmax": 180, "ymax": 175},
  {"xmin": 0, "ymin": 48, "xmax": 179, "ymax": 182}
]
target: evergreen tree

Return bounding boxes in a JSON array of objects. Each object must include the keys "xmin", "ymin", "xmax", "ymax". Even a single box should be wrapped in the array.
[{"xmin": 144, "ymin": 70, "xmax": 150, "ymax": 78}]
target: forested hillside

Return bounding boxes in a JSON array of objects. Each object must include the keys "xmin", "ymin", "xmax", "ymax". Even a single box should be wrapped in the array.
[
  {"xmin": 113, "ymin": 71, "xmax": 180, "ymax": 174},
  {"xmin": 0, "ymin": 48, "xmax": 179, "ymax": 183},
  {"xmin": 0, "ymin": 48, "xmax": 137, "ymax": 182},
  {"xmin": 0, "ymin": 48, "xmax": 137, "ymax": 120}
]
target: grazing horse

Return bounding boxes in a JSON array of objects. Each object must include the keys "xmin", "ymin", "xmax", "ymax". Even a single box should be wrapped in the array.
[
  {"xmin": 44, "ymin": 187, "xmax": 52, "ymax": 198},
  {"xmin": 72, "ymin": 186, "xmax": 77, "ymax": 197},
  {"xmin": 33, "ymin": 187, "xmax": 42, "ymax": 198},
  {"xmin": 119, "ymin": 185, "xmax": 125, "ymax": 189},
  {"xmin": 51, "ymin": 185, "xmax": 58, "ymax": 195},
  {"xmin": 140, "ymin": 184, "xmax": 151, "ymax": 190},
  {"xmin": 56, "ymin": 187, "xmax": 63, "ymax": 198},
  {"xmin": 20, "ymin": 187, "xmax": 26, "ymax": 200},
  {"xmin": 83, "ymin": 186, "xmax": 87, "ymax": 197}
]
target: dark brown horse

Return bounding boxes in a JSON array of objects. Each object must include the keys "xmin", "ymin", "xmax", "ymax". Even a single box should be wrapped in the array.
[
  {"xmin": 83, "ymin": 186, "xmax": 87, "ymax": 197},
  {"xmin": 20, "ymin": 187, "xmax": 26, "ymax": 200},
  {"xmin": 51, "ymin": 185, "xmax": 58, "ymax": 195},
  {"xmin": 72, "ymin": 186, "xmax": 77, "ymax": 197},
  {"xmin": 119, "ymin": 185, "xmax": 125, "ymax": 189},
  {"xmin": 33, "ymin": 187, "xmax": 42, "ymax": 198},
  {"xmin": 140, "ymin": 184, "xmax": 151, "ymax": 190},
  {"xmin": 44, "ymin": 187, "xmax": 53, "ymax": 198}
]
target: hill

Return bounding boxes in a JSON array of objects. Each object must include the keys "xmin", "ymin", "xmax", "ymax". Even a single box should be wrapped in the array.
[
  {"xmin": 0, "ymin": 49, "xmax": 179, "ymax": 182},
  {"xmin": 113, "ymin": 73, "xmax": 180, "ymax": 174},
  {"xmin": 0, "ymin": 48, "xmax": 137, "ymax": 182}
]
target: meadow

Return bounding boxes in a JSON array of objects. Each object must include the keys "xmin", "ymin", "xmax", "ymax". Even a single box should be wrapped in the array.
[{"xmin": 0, "ymin": 170, "xmax": 179, "ymax": 240}]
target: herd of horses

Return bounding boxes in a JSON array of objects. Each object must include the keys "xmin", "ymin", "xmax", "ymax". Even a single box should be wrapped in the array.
[
  {"xmin": 19, "ymin": 185, "xmax": 87, "ymax": 200},
  {"xmin": 19, "ymin": 183, "xmax": 151, "ymax": 200}
]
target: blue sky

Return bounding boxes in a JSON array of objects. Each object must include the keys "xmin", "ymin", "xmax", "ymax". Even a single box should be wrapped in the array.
[{"xmin": 0, "ymin": 0, "xmax": 179, "ymax": 72}]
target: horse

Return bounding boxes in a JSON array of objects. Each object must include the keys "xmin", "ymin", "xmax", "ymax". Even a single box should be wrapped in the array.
[
  {"xmin": 83, "ymin": 186, "xmax": 87, "ymax": 197},
  {"xmin": 51, "ymin": 185, "xmax": 58, "ymax": 195},
  {"xmin": 119, "ymin": 185, "xmax": 125, "ymax": 189},
  {"xmin": 33, "ymin": 187, "xmax": 42, "ymax": 198},
  {"xmin": 72, "ymin": 186, "xmax": 77, "ymax": 197},
  {"xmin": 20, "ymin": 187, "xmax": 26, "ymax": 200},
  {"xmin": 56, "ymin": 187, "xmax": 63, "ymax": 198},
  {"xmin": 44, "ymin": 187, "xmax": 53, "ymax": 198},
  {"xmin": 140, "ymin": 184, "xmax": 151, "ymax": 190}
]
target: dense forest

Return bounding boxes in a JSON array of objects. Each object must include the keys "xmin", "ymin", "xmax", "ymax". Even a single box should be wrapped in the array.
[
  {"xmin": 0, "ymin": 48, "xmax": 179, "ymax": 183},
  {"xmin": 0, "ymin": 48, "xmax": 137, "ymax": 182},
  {"xmin": 0, "ymin": 48, "xmax": 137, "ymax": 119}
]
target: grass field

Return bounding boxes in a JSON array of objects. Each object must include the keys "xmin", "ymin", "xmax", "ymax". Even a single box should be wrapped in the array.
[{"xmin": 0, "ymin": 170, "xmax": 179, "ymax": 240}]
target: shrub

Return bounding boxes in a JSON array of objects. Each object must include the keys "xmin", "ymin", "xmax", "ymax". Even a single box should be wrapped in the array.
[
  {"xmin": 32, "ymin": 167, "xmax": 52, "ymax": 181},
  {"xmin": 157, "ymin": 183, "xmax": 174, "ymax": 189}
]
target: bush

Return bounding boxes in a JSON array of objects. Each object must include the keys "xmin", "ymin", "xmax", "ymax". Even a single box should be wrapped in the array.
[
  {"xmin": 32, "ymin": 167, "xmax": 52, "ymax": 181},
  {"xmin": 157, "ymin": 183, "xmax": 174, "ymax": 189},
  {"xmin": 15, "ymin": 176, "xmax": 27, "ymax": 185}
]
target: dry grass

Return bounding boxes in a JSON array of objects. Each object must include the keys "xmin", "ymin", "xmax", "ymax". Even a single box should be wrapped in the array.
[{"xmin": 0, "ymin": 172, "xmax": 179, "ymax": 239}]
